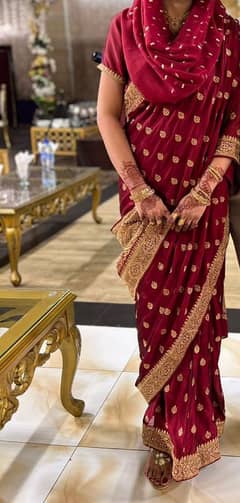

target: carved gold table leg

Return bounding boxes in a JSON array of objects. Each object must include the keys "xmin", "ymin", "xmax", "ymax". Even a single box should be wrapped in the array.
[
  {"xmin": 0, "ymin": 373, "xmax": 19, "ymax": 429},
  {"xmin": 59, "ymin": 324, "xmax": 85, "ymax": 417},
  {"xmin": 92, "ymin": 181, "xmax": 102, "ymax": 224},
  {"xmin": 2, "ymin": 215, "xmax": 22, "ymax": 286}
]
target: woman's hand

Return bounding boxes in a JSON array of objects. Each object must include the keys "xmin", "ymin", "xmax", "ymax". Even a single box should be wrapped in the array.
[
  {"xmin": 168, "ymin": 193, "xmax": 208, "ymax": 232},
  {"xmin": 135, "ymin": 194, "xmax": 171, "ymax": 233}
]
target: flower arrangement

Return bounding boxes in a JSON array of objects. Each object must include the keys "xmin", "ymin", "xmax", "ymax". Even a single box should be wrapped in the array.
[{"xmin": 29, "ymin": 0, "xmax": 56, "ymax": 115}]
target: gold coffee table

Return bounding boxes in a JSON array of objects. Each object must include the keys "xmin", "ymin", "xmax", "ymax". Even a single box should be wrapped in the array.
[
  {"xmin": 0, "ymin": 166, "xmax": 101, "ymax": 286},
  {"xmin": 0, "ymin": 288, "xmax": 84, "ymax": 429}
]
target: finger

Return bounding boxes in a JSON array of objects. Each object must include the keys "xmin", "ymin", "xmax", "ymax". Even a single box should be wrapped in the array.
[
  {"xmin": 142, "ymin": 216, "xmax": 149, "ymax": 225},
  {"xmin": 183, "ymin": 221, "xmax": 191, "ymax": 232},
  {"xmin": 190, "ymin": 220, "xmax": 198, "ymax": 230},
  {"xmin": 177, "ymin": 218, "xmax": 185, "ymax": 229},
  {"xmin": 175, "ymin": 217, "xmax": 185, "ymax": 232},
  {"xmin": 168, "ymin": 212, "xmax": 179, "ymax": 226},
  {"xmin": 156, "ymin": 218, "xmax": 162, "ymax": 226},
  {"xmin": 159, "ymin": 218, "xmax": 168, "ymax": 233}
]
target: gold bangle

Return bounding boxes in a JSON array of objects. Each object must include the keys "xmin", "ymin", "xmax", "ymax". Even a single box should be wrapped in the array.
[
  {"xmin": 191, "ymin": 188, "xmax": 211, "ymax": 206},
  {"xmin": 131, "ymin": 186, "xmax": 155, "ymax": 203},
  {"xmin": 208, "ymin": 165, "xmax": 223, "ymax": 182}
]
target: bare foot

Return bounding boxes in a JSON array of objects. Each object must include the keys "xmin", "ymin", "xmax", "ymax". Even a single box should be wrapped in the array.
[{"xmin": 144, "ymin": 449, "xmax": 172, "ymax": 489}]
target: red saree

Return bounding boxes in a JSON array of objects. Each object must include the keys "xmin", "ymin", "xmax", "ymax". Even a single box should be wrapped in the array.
[{"xmin": 99, "ymin": 0, "xmax": 240, "ymax": 481}]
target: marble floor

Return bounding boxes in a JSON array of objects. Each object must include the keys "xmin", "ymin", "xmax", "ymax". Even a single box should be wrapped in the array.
[{"xmin": 0, "ymin": 326, "xmax": 239, "ymax": 503}]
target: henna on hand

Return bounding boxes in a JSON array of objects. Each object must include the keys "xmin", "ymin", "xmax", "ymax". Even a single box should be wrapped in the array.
[
  {"xmin": 177, "ymin": 193, "xmax": 205, "ymax": 212},
  {"xmin": 135, "ymin": 194, "xmax": 170, "ymax": 232},
  {"xmin": 193, "ymin": 163, "xmax": 226, "ymax": 202},
  {"xmin": 169, "ymin": 193, "xmax": 207, "ymax": 230},
  {"xmin": 119, "ymin": 160, "xmax": 146, "ymax": 191}
]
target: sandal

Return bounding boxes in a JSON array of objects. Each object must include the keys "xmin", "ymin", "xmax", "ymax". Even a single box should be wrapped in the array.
[{"xmin": 145, "ymin": 448, "xmax": 172, "ymax": 489}]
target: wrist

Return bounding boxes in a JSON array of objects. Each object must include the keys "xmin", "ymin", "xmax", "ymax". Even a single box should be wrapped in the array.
[
  {"xmin": 131, "ymin": 185, "xmax": 155, "ymax": 203},
  {"xmin": 191, "ymin": 187, "xmax": 211, "ymax": 206},
  {"xmin": 130, "ymin": 181, "xmax": 148, "ymax": 192}
]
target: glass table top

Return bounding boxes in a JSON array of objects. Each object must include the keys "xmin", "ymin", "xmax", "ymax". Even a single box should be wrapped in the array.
[
  {"xmin": 0, "ymin": 289, "xmax": 73, "ymax": 356},
  {"xmin": 0, "ymin": 166, "xmax": 95, "ymax": 209},
  {"xmin": 0, "ymin": 298, "xmax": 37, "ymax": 329}
]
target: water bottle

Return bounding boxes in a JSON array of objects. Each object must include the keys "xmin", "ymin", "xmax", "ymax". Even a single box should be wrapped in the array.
[{"xmin": 40, "ymin": 139, "xmax": 56, "ymax": 188}]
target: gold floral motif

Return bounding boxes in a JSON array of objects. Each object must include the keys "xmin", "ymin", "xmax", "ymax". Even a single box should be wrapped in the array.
[
  {"xmin": 175, "ymin": 134, "xmax": 182, "ymax": 142},
  {"xmin": 138, "ymin": 218, "xmax": 229, "ymax": 402},
  {"xmin": 163, "ymin": 108, "xmax": 170, "ymax": 116},
  {"xmin": 215, "ymin": 135, "xmax": 240, "ymax": 163},
  {"xmin": 191, "ymin": 138, "xmax": 198, "ymax": 146},
  {"xmin": 143, "ymin": 420, "xmax": 224, "ymax": 481},
  {"xmin": 124, "ymin": 82, "xmax": 145, "ymax": 121},
  {"xmin": 98, "ymin": 63, "xmax": 125, "ymax": 84},
  {"xmin": 193, "ymin": 115, "xmax": 201, "ymax": 124},
  {"xmin": 160, "ymin": 130, "xmax": 167, "ymax": 138},
  {"xmin": 178, "ymin": 112, "xmax": 185, "ymax": 119}
]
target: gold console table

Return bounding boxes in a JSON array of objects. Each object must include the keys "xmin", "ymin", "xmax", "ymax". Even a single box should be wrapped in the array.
[
  {"xmin": 0, "ymin": 166, "xmax": 101, "ymax": 286},
  {"xmin": 0, "ymin": 288, "xmax": 84, "ymax": 429},
  {"xmin": 30, "ymin": 125, "xmax": 99, "ymax": 159}
]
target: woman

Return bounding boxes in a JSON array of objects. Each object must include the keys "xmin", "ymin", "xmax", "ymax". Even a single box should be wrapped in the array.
[{"xmin": 97, "ymin": 0, "xmax": 240, "ymax": 488}]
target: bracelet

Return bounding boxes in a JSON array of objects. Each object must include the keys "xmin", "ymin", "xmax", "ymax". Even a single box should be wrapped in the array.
[
  {"xmin": 191, "ymin": 188, "xmax": 211, "ymax": 206},
  {"xmin": 131, "ymin": 186, "xmax": 155, "ymax": 203},
  {"xmin": 208, "ymin": 164, "xmax": 223, "ymax": 183}
]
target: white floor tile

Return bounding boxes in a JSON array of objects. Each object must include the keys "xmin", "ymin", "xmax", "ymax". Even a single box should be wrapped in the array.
[
  {"xmin": 45, "ymin": 325, "xmax": 137, "ymax": 371},
  {"xmin": 46, "ymin": 447, "xmax": 240, "ymax": 503},
  {"xmin": 0, "ymin": 367, "xmax": 120, "ymax": 446},
  {"xmin": 0, "ymin": 442, "xmax": 73, "ymax": 503}
]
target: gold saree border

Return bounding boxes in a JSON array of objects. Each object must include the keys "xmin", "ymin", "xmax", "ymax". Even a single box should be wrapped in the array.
[
  {"xmin": 215, "ymin": 135, "xmax": 240, "ymax": 163},
  {"xmin": 124, "ymin": 82, "xmax": 145, "ymax": 121},
  {"xmin": 112, "ymin": 208, "xmax": 170, "ymax": 299},
  {"xmin": 97, "ymin": 63, "xmax": 125, "ymax": 84},
  {"xmin": 143, "ymin": 420, "xmax": 224, "ymax": 482},
  {"xmin": 138, "ymin": 217, "xmax": 229, "ymax": 403}
]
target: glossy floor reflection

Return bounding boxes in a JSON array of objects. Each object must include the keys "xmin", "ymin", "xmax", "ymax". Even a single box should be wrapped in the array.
[{"xmin": 0, "ymin": 327, "xmax": 239, "ymax": 503}]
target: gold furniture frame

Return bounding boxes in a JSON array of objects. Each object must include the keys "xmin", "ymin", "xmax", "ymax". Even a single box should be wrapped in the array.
[
  {"xmin": 0, "ymin": 149, "xmax": 10, "ymax": 174},
  {"xmin": 31, "ymin": 125, "xmax": 99, "ymax": 159},
  {"xmin": 0, "ymin": 166, "xmax": 101, "ymax": 286},
  {"xmin": 0, "ymin": 83, "xmax": 11, "ymax": 149},
  {"xmin": 0, "ymin": 288, "xmax": 84, "ymax": 429}
]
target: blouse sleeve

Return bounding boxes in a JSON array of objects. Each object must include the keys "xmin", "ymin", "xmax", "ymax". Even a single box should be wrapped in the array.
[
  {"xmin": 98, "ymin": 14, "xmax": 128, "ymax": 85},
  {"xmin": 214, "ymin": 75, "xmax": 240, "ymax": 164}
]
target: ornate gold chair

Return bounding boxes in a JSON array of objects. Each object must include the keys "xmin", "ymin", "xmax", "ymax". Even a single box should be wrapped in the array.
[
  {"xmin": 0, "ymin": 83, "xmax": 11, "ymax": 149},
  {"xmin": 0, "ymin": 148, "xmax": 10, "ymax": 174}
]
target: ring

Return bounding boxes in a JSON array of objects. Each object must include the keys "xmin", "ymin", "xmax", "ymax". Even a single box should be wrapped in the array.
[
  {"xmin": 156, "ymin": 218, "xmax": 162, "ymax": 225},
  {"xmin": 172, "ymin": 212, "xmax": 179, "ymax": 221},
  {"xmin": 178, "ymin": 218, "xmax": 185, "ymax": 226}
]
